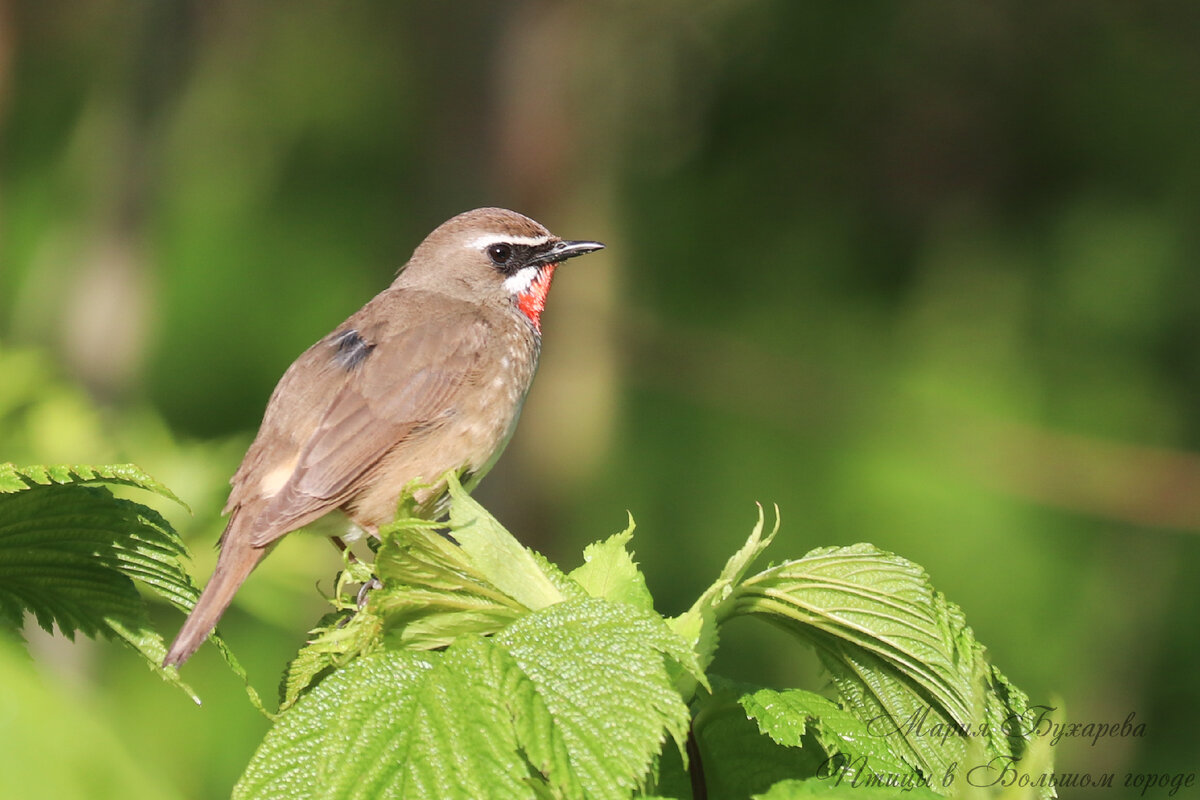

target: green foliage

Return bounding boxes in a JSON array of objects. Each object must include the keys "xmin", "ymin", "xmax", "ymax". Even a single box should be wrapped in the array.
[
  {"xmin": 5, "ymin": 4, "xmax": 1200, "ymax": 794},
  {"xmin": 0, "ymin": 462, "xmax": 266, "ymax": 710},
  {"xmin": 242, "ymin": 476, "xmax": 1049, "ymax": 799},
  {"xmin": 679, "ymin": 679, "xmax": 825, "ymax": 798},
  {"xmin": 1, "ymin": 463, "xmax": 1050, "ymax": 798},
  {"xmin": 740, "ymin": 688, "xmax": 914, "ymax": 783},
  {"xmin": 725, "ymin": 543, "xmax": 1037, "ymax": 785},
  {"xmin": 0, "ymin": 462, "xmax": 200, "ymax": 698},
  {"xmin": 244, "ymin": 600, "xmax": 696, "ymax": 800}
]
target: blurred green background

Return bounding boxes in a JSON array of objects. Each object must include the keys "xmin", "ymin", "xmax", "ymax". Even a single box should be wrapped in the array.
[{"xmin": 3, "ymin": 2, "xmax": 1199, "ymax": 797}]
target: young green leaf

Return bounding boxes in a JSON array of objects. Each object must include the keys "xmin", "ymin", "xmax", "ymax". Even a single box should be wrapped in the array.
[
  {"xmin": 278, "ymin": 490, "xmax": 579, "ymax": 708},
  {"xmin": 567, "ymin": 517, "xmax": 654, "ymax": 610},
  {"xmin": 278, "ymin": 607, "xmax": 382, "ymax": 712},
  {"xmin": 687, "ymin": 680, "xmax": 824, "ymax": 799},
  {"xmin": 739, "ymin": 687, "xmax": 915, "ymax": 787},
  {"xmin": 371, "ymin": 519, "xmax": 528, "ymax": 650},
  {"xmin": 818, "ymin": 642, "xmax": 968, "ymax": 781},
  {"xmin": 238, "ymin": 649, "xmax": 439, "ymax": 800},
  {"xmin": 496, "ymin": 599, "xmax": 700, "ymax": 798},
  {"xmin": 443, "ymin": 473, "xmax": 579, "ymax": 610}
]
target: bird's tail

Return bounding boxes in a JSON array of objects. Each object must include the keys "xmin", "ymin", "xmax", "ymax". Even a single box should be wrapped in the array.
[{"xmin": 164, "ymin": 515, "xmax": 268, "ymax": 668}]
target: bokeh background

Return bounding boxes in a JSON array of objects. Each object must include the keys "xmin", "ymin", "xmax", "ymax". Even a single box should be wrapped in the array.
[{"xmin": 3, "ymin": 2, "xmax": 1199, "ymax": 797}]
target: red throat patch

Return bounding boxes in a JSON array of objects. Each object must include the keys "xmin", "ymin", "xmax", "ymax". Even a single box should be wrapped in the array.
[{"xmin": 516, "ymin": 264, "xmax": 557, "ymax": 332}]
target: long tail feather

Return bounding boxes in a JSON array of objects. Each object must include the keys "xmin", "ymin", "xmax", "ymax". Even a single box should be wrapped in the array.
[{"xmin": 164, "ymin": 516, "xmax": 268, "ymax": 668}]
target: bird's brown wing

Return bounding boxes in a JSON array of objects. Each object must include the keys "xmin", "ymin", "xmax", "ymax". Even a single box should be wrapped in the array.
[{"xmin": 224, "ymin": 293, "xmax": 491, "ymax": 547}]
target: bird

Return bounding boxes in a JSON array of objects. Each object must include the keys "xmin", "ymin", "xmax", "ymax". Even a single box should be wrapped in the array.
[{"xmin": 164, "ymin": 208, "xmax": 604, "ymax": 667}]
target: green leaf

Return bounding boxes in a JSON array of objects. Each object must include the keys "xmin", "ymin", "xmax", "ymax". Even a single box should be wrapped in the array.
[
  {"xmin": 237, "ymin": 649, "xmax": 439, "ymax": 800},
  {"xmin": 727, "ymin": 543, "xmax": 1047, "ymax": 795},
  {"xmin": 372, "ymin": 520, "xmax": 527, "ymax": 650},
  {"xmin": 0, "ymin": 462, "xmax": 270, "ymax": 711},
  {"xmin": 740, "ymin": 687, "xmax": 916, "ymax": 787},
  {"xmin": 0, "ymin": 462, "xmax": 189, "ymax": 510},
  {"xmin": 496, "ymin": 599, "xmax": 699, "ymax": 798},
  {"xmin": 240, "ymin": 598, "xmax": 699, "ymax": 800},
  {"xmin": 734, "ymin": 545, "xmax": 976, "ymax": 727},
  {"xmin": 816, "ymin": 643, "xmax": 966, "ymax": 781},
  {"xmin": 443, "ymin": 473, "xmax": 580, "ymax": 609},
  {"xmin": 688, "ymin": 679, "xmax": 822, "ymax": 800},
  {"xmin": 0, "ymin": 463, "xmax": 200, "ymax": 700},
  {"xmin": 567, "ymin": 516, "xmax": 654, "ymax": 610},
  {"xmin": 278, "ymin": 607, "xmax": 381, "ymax": 712}
]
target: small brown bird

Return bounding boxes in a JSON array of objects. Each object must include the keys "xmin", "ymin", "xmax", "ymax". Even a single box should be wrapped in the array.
[{"xmin": 164, "ymin": 208, "xmax": 603, "ymax": 667}]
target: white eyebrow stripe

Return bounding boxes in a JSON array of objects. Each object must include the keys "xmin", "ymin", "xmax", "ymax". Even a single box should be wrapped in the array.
[
  {"xmin": 466, "ymin": 232, "xmax": 551, "ymax": 249},
  {"xmin": 503, "ymin": 266, "xmax": 540, "ymax": 294}
]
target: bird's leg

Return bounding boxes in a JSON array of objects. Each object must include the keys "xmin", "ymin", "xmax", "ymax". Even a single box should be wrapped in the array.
[
  {"xmin": 329, "ymin": 535, "xmax": 358, "ymax": 564},
  {"xmin": 330, "ymin": 525, "xmax": 381, "ymax": 607},
  {"xmin": 356, "ymin": 577, "xmax": 382, "ymax": 608}
]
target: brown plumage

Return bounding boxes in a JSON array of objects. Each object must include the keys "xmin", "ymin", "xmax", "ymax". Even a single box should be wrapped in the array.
[{"xmin": 164, "ymin": 208, "xmax": 603, "ymax": 667}]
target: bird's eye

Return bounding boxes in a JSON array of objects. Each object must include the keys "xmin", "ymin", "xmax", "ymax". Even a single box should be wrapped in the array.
[{"xmin": 487, "ymin": 243, "xmax": 514, "ymax": 265}]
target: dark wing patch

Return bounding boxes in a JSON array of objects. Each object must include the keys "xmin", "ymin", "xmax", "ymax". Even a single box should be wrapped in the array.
[{"xmin": 332, "ymin": 329, "xmax": 374, "ymax": 370}]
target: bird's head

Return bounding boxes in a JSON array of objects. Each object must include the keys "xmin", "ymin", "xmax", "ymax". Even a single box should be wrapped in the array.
[{"xmin": 398, "ymin": 208, "xmax": 604, "ymax": 332}]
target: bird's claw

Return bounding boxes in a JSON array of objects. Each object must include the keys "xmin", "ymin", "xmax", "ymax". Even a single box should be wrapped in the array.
[{"xmin": 356, "ymin": 577, "xmax": 383, "ymax": 608}]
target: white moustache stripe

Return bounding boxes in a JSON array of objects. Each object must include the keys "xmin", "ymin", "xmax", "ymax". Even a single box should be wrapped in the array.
[
  {"xmin": 466, "ymin": 233, "xmax": 551, "ymax": 249},
  {"xmin": 503, "ymin": 266, "xmax": 540, "ymax": 295}
]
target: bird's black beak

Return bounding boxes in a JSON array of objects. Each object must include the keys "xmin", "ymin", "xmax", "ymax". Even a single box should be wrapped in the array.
[{"xmin": 529, "ymin": 239, "xmax": 605, "ymax": 266}]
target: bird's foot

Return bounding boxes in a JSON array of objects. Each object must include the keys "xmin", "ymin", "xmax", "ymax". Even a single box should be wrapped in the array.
[{"xmin": 356, "ymin": 577, "xmax": 382, "ymax": 608}]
